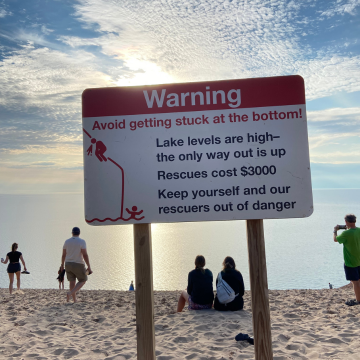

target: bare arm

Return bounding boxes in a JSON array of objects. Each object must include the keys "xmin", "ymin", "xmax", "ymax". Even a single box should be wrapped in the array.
[
  {"xmin": 20, "ymin": 255, "xmax": 27, "ymax": 271},
  {"xmin": 333, "ymin": 225, "xmax": 339, "ymax": 242},
  {"xmin": 81, "ymin": 248, "xmax": 92, "ymax": 274},
  {"xmin": 1, "ymin": 255, "xmax": 9, "ymax": 264},
  {"xmin": 61, "ymin": 249, "xmax": 66, "ymax": 270},
  {"xmin": 187, "ymin": 272, "xmax": 192, "ymax": 295}
]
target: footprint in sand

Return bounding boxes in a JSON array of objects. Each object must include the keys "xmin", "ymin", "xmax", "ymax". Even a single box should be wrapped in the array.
[
  {"xmin": 92, "ymin": 316, "xmax": 106, "ymax": 323},
  {"xmin": 193, "ymin": 324, "xmax": 209, "ymax": 331},
  {"xmin": 116, "ymin": 327, "xmax": 132, "ymax": 333},
  {"xmin": 283, "ymin": 312, "xmax": 300, "ymax": 319},
  {"xmin": 56, "ymin": 348, "xmax": 79, "ymax": 357},
  {"xmin": 227, "ymin": 323, "xmax": 239, "ymax": 330},
  {"xmin": 48, "ymin": 325, "xmax": 71, "ymax": 333},
  {"xmin": 290, "ymin": 330, "xmax": 304, "ymax": 336},
  {"xmin": 323, "ymin": 337, "xmax": 345, "ymax": 344},
  {"xmin": 11, "ymin": 290, "xmax": 25, "ymax": 295},
  {"xmin": 173, "ymin": 336, "xmax": 191, "ymax": 343},
  {"xmin": 33, "ymin": 330, "xmax": 51, "ymax": 336},
  {"xmin": 277, "ymin": 334, "xmax": 291, "ymax": 342},
  {"xmin": 285, "ymin": 343, "xmax": 301, "ymax": 351}
]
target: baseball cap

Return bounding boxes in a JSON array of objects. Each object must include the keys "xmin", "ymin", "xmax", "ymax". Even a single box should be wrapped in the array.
[{"xmin": 72, "ymin": 227, "xmax": 80, "ymax": 235}]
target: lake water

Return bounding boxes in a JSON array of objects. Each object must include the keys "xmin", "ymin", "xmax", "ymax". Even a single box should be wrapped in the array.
[{"xmin": 0, "ymin": 189, "xmax": 359, "ymax": 291}]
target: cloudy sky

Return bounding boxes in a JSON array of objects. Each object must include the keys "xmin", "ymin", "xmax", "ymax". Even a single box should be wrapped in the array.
[{"xmin": 0, "ymin": 0, "xmax": 359, "ymax": 193}]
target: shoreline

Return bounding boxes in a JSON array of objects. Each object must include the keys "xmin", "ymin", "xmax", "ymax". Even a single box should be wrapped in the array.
[
  {"xmin": 0, "ymin": 283, "xmax": 351, "ymax": 292},
  {"xmin": 1, "ymin": 287, "xmax": 359, "ymax": 359}
]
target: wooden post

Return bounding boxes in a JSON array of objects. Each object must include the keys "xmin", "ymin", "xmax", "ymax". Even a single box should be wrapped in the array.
[
  {"xmin": 246, "ymin": 219, "xmax": 273, "ymax": 360},
  {"xmin": 133, "ymin": 223, "xmax": 156, "ymax": 360}
]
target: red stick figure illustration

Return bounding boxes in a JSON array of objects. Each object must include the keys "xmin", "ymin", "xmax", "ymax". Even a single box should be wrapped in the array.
[
  {"xmin": 87, "ymin": 144, "xmax": 93, "ymax": 156},
  {"xmin": 92, "ymin": 138, "xmax": 107, "ymax": 162},
  {"xmin": 125, "ymin": 206, "xmax": 144, "ymax": 221},
  {"xmin": 86, "ymin": 138, "xmax": 107, "ymax": 162}
]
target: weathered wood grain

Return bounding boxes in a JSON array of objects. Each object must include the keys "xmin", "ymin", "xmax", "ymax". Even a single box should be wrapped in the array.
[
  {"xmin": 134, "ymin": 223, "xmax": 155, "ymax": 360},
  {"xmin": 247, "ymin": 219, "xmax": 273, "ymax": 360}
]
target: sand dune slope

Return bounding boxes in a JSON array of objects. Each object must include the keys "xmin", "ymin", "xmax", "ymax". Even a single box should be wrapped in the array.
[{"xmin": 0, "ymin": 287, "xmax": 359, "ymax": 359}]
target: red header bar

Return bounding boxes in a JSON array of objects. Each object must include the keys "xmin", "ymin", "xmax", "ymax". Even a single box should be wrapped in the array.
[{"xmin": 82, "ymin": 75, "xmax": 305, "ymax": 118}]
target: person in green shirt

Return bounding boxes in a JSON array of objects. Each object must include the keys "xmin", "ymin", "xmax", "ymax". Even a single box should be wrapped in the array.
[{"xmin": 334, "ymin": 214, "xmax": 360, "ymax": 306}]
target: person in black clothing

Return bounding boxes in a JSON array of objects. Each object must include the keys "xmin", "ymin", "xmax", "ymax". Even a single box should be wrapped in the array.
[
  {"xmin": 177, "ymin": 255, "xmax": 214, "ymax": 312},
  {"xmin": 214, "ymin": 256, "xmax": 245, "ymax": 311},
  {"xmin": 1, "ymin": 243, "xmax": 27, "ymax": 294},
  {"xmin": 57, "ymin": 265, "xmax": 66, "ymax": 290}
]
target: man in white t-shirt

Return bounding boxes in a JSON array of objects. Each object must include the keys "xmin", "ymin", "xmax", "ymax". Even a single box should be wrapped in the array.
[{"xmin": 61, "ymin": 227, "xmax": 92, "ymax": 303}]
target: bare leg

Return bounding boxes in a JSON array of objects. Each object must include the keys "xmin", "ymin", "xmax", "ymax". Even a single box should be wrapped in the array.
[
  {"xmin": 177, "ymin": 290, "xmax": 189, "ymax": 312},
  {"xmin": 67, "ymin": 280, "xmax": 76, "ymax": 302},
  {"xmin": 351, "ymin": 280, "xmax": 360, "ymax": 301},
  {"xmin": 59, "ymin": 281, "xmax": 61, "ymax": 290},
  {"xmin": 15, "ymin": 271, "xmax": 21, "ymax": 290},
  {"xmin": 61, "ymin": 280, "xmax": 64, "ymax": 290},
  {"xmin": 67, "ymin": 281, "xmax": 86, "ymax": 303},
  {"xmin": 8, "ymin": 273, "xmax": 14, "ymax": 294}
]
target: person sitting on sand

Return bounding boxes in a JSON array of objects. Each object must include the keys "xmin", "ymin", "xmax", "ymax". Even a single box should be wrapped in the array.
[
  {"xmin": 1, "ymin": 242, "xmax": 27, "ymax": 294},
  {"xmin": 61, "ymin": 227, "xmax": 92, "ymax": 303},
  {"xmin": 57, "ymin": 265, "xmax": 66, "ymax": 290},
  {"xmin": 214, "ymin": 256, "xmax": 245, "ymax": 311},
  {"xmin": 334, "ymin": 214, "xmax": 360, "ymax": 306},
  {"xmin": 177, "ymin": 255, "xmax": 214, "ymax": 312}
]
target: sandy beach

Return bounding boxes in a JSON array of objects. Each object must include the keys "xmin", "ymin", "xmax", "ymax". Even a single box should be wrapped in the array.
[{"xmin": 0, "ymin": 286, "xmax": 359, "ymax": 359}]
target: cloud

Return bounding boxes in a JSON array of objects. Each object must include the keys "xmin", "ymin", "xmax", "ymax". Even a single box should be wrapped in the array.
[
  {"xmin": 305, "ymin": 107, "xmax": 360, "ymax": 164},
  {"xmin": 308, "ymin": 107, "xmax": 360, "ymax": 123},
  {"xmin": 1, "ymin": 0, "xmax": 360, "ymax": 192},
  {"xmin": 68, "ymin": 0, "xmax": 302, "ymax": 81},
  {"xmin": 41, "ymin": 25, "xmax": 54, "ymax": 35},
  {"xmin": 310, "ymin": 147, "xmax": 360, "ymax": 163},
  {"xmin": 311, "ymin": 163, "xmax": 360, "ymax": 189},
  {"xmin": 300, "ymin": 57, "xmax": 360, "ymax": 101},
  {"xmin": 65, "ymin": 0, "xmax": 360, "ymax": 100},
  {"xmin": 0, "ymin": 166, "xmax": 84, "ymax": 194},
  {"xmin": 307, "ymin": 107, "xmax": 360, "ymax": 146},
  {"xmin": 320, "ymin": 0, "xmax": 360, "ymax": 17},
  {"xmin": 308, "ymin": 129, "xmax": 360, "ymax": 164},
  {"xmin": 0, "ymin": 43, "xmax": 109, "ymax": 109},
  {"xmin": 8, "ymin": 161, "xmax": 56, "ymax": 169},
  {"xmin": 2, "ymin": 143, "xmax": 82, "ymax": 156},
  {"xmin": 0, "ymin": 42, "xmax": 113, "ymax": 152},
  {"xmin": 0, "ymin": 8, "xmax": 11, "ymax": 18},
  {"xmin": 14, "ymin": 30, "xmax": 53, "ymax": 48},
  {"xmin": 6, "ymin": 162, "xmax": 83, "ymax": 170}
]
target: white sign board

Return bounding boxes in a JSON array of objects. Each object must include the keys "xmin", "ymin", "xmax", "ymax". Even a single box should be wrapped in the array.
[{"xmin": 82, "ymin": 76, "xmax": 313, "ymax": 225}]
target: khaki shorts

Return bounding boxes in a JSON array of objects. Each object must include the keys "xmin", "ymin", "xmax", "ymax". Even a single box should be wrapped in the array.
[{"xmin": 65, "ymin": 262, "xmax": 88, "ymax": 282}]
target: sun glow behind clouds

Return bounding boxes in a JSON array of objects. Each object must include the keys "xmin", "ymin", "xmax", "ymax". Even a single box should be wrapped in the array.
[{"xmin": 115, "ymin": 58, "xmax": 174, "ymax": 86}]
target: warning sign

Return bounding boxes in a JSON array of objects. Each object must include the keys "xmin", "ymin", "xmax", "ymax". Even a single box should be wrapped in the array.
[{"xmin": 82, "ymin": 75, "xmax": 313, "ymax": 225}]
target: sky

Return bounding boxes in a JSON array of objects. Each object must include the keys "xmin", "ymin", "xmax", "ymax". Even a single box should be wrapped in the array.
[{"xmin": 0, "ymin": 0, "xmax": 359, "ymax": 194}]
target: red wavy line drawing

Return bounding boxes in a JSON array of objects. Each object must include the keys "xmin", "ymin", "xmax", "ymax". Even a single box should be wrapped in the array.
[{"xmin": 86, "ymin": 217, "xmax": 123, "ymax": 223}]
